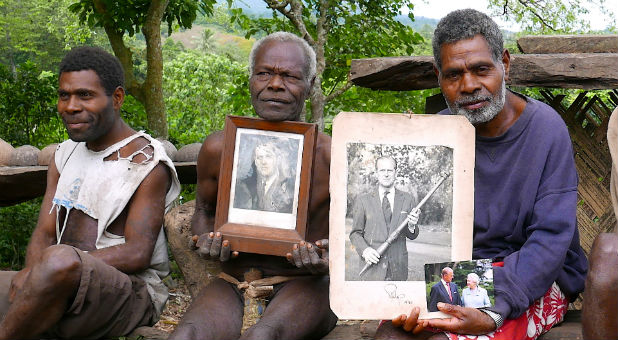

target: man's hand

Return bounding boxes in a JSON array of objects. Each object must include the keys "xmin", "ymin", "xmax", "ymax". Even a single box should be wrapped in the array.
[
  {"xmin": 8, "ymin": 267, "xmax": 32, "ymax": 303},
  {"xmin": 362, "ymin": 247, "xmax": 380, "ymax": 264},
  {"xmin": 406, "ymin": 208, "xmax": 420, "ymax": 231},
  {"xmin": 425, "ymin": 302, "xmax": 497, "ymax": 335},
  {"xmin": 190, "ymin": 232, "xmax": 238, "ymax": 262},
  {"xmin": 392, "ymin": 306, "xmax": 428, "ymax": 334},
  {"xmin": 286, "ymin": 239, "xmax": 329, "ymax": 275}
]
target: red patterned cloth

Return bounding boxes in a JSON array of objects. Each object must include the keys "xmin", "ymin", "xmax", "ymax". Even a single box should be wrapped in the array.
[{"xmin": 444, "ymin": 282, "xmax": 569, "ymax": 340}]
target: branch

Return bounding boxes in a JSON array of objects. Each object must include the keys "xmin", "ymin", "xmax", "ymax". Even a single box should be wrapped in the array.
[
  {"xmin": 264, "ymin": 0, "xmax": 315, "ymax": 46},
  {"xmin": 516, "ymin": 0, "xmax": 556, "ymax": 31},
  {"xmin": 325, "ymin": 81, "xmax": 353, "ymax": 102},
  {"xmin": 314, "ymin": 0, "xmax": 329, "ymax": 75}
]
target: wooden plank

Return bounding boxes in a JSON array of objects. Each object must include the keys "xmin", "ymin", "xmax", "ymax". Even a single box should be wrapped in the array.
[
  {"xmin": 517, "ymin": 35, "xmax": 618, "ymax": 54},
  {"xmin": 0, "ymin": 162, "xmax": 198, "ymax": 206},
  {"xmin": 349, "ymin": 56, "xmax": 436, "ymax": 91},
  {"xmin": 0, "ymin": 166, "xmax": 47, "ymax": 206},
  {"xmin": 349, "ymin": 54, "xmax": 618, "ymax": 91},
  {"xmin": 510, "ymin": 53, "xmax": 618, "ymax": 89}
]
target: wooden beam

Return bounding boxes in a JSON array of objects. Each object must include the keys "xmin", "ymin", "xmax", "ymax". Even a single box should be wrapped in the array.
[
  {"xmin": 349, "ymin": 56, "xmax": 436, "ymax": 91},
  {"xmin": 349, "ymin": 53, "xmax": 618, "ymax": 91},
  {"xmin": 510, "ymin": 53, "xmax": 618, "ymax": 89},
  {"xmin": 0, "ymin": 161, "xmax": 198, "ymax": 206},
  {"xmin": 517, "ymin": 35, "xmax": 618, "ymax": 54}
]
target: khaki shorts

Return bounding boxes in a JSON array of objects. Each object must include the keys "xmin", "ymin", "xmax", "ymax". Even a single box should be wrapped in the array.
[{"xmin": 1, "ymin": 247, "xmax": 156, "ymax": 339}]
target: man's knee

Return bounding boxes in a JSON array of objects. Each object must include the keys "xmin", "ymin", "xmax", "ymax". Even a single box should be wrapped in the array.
[
  {"xmin": 35, "ymin": 245, "xmax": 82, "ymax": 289},
  {"xmin": 241, "ymin": 321, "xmax": 280, "ymax": 340},
  {"xmin": 169, "ymin": 323, "xmax": 203, "ymax": 340},
  {"xmin": 588, "ymin": 233, "xmax": 618, "ymax": 285},
  {"xmin": 590, "ymin": 233, "xmax": 618, "ymax": 260}
]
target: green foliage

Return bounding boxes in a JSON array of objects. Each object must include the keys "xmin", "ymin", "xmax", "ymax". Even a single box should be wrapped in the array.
[
  {"xmin": 487, "ymin": 0, "xmax": 615, "ymax": 33},
  {"xmin": 0, "ymin": 199, "xmax": 41, "ymax": 270},
  {"xmin": 0, "ymin": 62, "xmax": 66, "ymax": 148},
  {"xmin": 69, "ymin": 0, "xmax": 217, "ymax": 36},
  {"xmin": 163, "ymin": 51, "xmax": 252, "ymax": 146},
  {"xmin": 324, "ymin": 87, "xmax": 440, "ymax": 132},
  {"xmin": 194, "ymin": 4, "xmax": 248, "ymax": 34},
  {"xmin": 121, "ymin": 94, "xmax": 152, "ymax": 134},
  {"xmin": 0, "ymin": 0, "xmax": 104, "ymax": 72}
]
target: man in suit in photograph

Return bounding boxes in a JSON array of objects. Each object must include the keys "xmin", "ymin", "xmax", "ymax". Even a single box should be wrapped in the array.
[
  {"xmin": 349, "ymin": 155, "xmax": 420, "ymax": 281},
  {"xmin": 428, "ymin": 267, "xmax": 462, "ymax": 312},
  {"xmin": 234, "ymin": 141, "xmax": 295, "ymax": 214}
]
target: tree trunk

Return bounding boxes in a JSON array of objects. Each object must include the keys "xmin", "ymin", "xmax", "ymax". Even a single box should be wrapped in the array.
[
  {"xmin": 141, "ymin": 0, "xmax": 169, "ymax": 139},
  {"xmin": 94, "ymin": 0, "xmax": 169, "ymax": 138},
  {"xmin": 163, "ymin": 200, "xmax": 221, "ymax": 298},
  {"xmin": 102, "ymin": 25, "xmax": 145, "ymax": 102}
]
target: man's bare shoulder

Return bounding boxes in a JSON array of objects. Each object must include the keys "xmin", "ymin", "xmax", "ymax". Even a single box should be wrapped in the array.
[
  {"xmin": 199, "ymin": 131, "xmax": 225, "ymax": 157},
  {"xmin": 197, "ymin": 131, "xmax": 225, "ymax": 176}
]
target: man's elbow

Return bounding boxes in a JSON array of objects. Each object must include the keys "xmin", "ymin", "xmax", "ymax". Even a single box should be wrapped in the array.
[{"xmin": 128, "ymin": 248, "xmax": 155, "ymax": 273}]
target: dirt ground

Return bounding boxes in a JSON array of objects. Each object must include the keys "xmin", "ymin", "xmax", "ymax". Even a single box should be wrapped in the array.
[{"xmin": 152, "ymin": 277, "xmax": 192, "ymax": 334}]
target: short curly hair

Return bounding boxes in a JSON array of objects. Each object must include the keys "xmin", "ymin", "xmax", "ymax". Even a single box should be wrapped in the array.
[
  {"xmin": 432, "ymin": 9, "xmax": 503, "ymax": 70},
  {"xmin": 59, "ymin": 46, "xmax": 124, "ymax": 95},
  {"xmin": 249, "ymin": 31, "xmax": 316, "ymax": 82}
]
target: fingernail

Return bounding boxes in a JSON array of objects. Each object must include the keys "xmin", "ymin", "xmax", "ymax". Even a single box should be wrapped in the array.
[{"xmin": 437, "ymin": 302, "xmax": 444, "ymax": 308}]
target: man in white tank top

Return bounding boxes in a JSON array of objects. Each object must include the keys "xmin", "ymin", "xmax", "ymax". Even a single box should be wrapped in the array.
[{"xmin": 0, "ymin": 46, "xmax": 180, "ymax": 340}]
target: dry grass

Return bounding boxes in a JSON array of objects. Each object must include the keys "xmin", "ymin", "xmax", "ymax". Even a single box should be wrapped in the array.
[{"xmin": 152, "ymin": 278, "xmax": 192, "ymax": 334}]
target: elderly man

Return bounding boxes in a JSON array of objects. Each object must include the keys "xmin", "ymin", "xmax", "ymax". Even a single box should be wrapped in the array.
[
  {"xmin": 168, "ymin": 32, "xmax": 337, "ymax": 340},
  {"xmin": 428, "ymin": 267, "xmax": 462, "ymax": 312},
  {"xmin": 349, "ymin": 155, "xmax": 420, "ymax": 281},
  {"xmin": 0, "ymin": 47, "xmax": 180, "ymax": 339},
  {"xmin": 376, "ymin": 9, "xmax": 587, "ymax": 340}
]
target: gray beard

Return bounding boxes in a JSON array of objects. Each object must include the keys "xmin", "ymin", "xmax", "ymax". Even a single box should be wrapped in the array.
[{"xmin": 447, "ymin": 79, "xmax": 506, "ymax": 125}]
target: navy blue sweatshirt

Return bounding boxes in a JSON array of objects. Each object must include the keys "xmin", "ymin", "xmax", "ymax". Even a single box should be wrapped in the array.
[{"xmin": 440, "ymin": 96, "xmax": 588, "ymax": 319}]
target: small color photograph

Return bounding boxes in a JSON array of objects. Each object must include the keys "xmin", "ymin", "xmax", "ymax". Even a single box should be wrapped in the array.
[{"xmin": 424, "ymin": 259, "xmax": 494, "ymax": 312}]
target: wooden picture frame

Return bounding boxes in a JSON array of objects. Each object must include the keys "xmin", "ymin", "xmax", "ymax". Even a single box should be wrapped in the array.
[{"xmin": 215, "ymin": 116, "xmax": 317, "ymax": 256}]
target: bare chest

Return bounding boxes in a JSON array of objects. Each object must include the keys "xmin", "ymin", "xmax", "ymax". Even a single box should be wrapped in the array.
[{"xmin": 58, "ymin": 207, "xmax": 127, "ymax": 251}]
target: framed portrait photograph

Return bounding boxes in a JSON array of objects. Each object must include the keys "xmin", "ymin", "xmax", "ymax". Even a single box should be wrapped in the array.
[
  {"xmin": 215, "ymin": 116, "xmax": 317, "ymax": 256},
  {"xmin": 329, "ymin": 112, "xmax": 475, "ymax": 320}
]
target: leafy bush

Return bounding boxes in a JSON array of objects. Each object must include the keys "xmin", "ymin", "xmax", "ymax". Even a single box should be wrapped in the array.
[
  {"xmin": 0, "ymin": 62, "xmax": 65, "ymax": 148},
  {"xmin": 0, "ymin": 199, "xmax": 41, "ymax": 270},
  {"xmin": 163, "ymin": 51, "xmax": 252, "ymax": 146}
]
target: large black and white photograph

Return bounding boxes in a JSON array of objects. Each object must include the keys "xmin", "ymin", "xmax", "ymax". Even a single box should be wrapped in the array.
[
  {"xmin": 330, "ymin": 112, "xmax": 475, "ymax": 320},
  {"xmin": 228, "ymin": 128, "xmax": 304, "ymax": 230},
  {"xmin": 346, "ymin": 143, "xmax": 453, "ymax": 282}
]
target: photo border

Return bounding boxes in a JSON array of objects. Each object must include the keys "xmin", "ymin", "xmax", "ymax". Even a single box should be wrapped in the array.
[{"xmin": 215, "ymin": 115, "xmax": 317, "ymax": 257}]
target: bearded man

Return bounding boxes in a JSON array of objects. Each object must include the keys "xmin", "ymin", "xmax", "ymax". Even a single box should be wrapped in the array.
[{"xmin": 376, "ymin": 9, "xmax": 588, "ymax": 340}]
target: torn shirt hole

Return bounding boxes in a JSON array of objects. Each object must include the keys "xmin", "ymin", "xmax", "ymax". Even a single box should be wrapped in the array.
[{"xmin": 103, "ymin": 137, "xmax": 154, "ymax": 164}]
